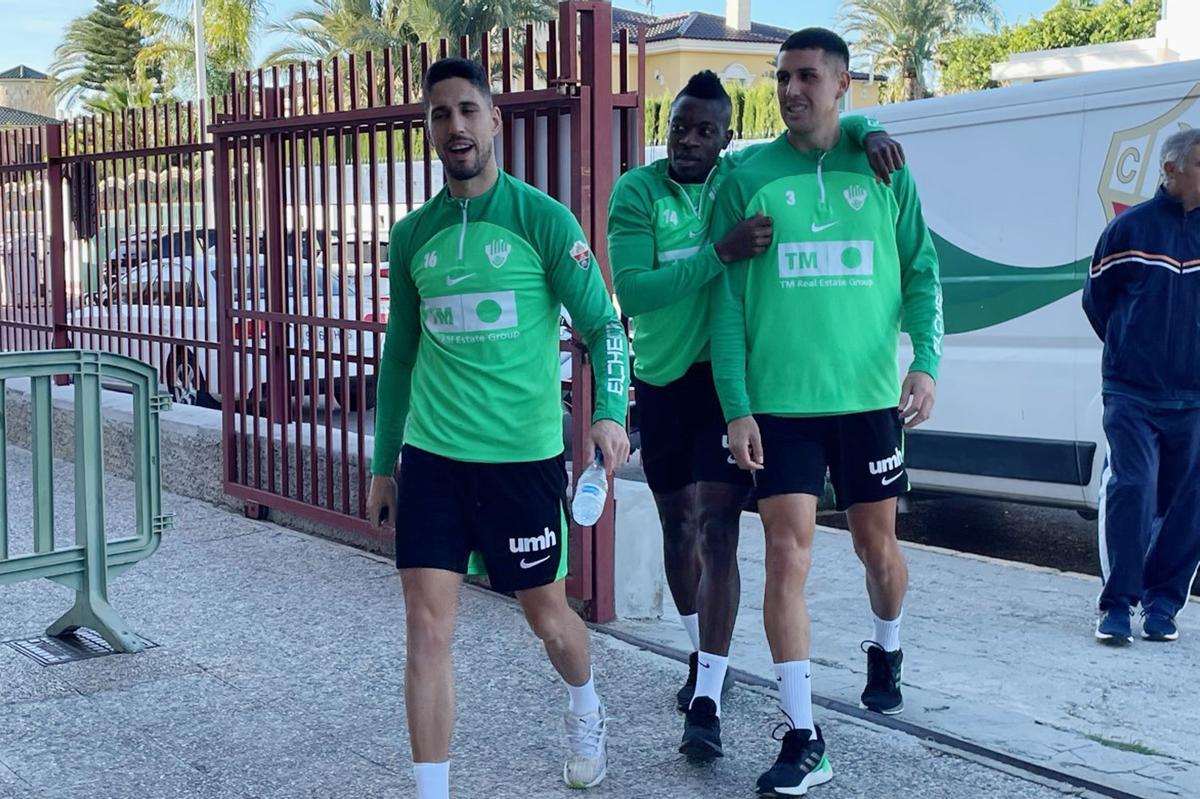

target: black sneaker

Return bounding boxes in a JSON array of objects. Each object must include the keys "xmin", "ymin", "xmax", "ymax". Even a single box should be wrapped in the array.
[
  {"xmin": 756, "ymin": 724, "xmax": 833, "ymax": 796},
  {"xmin": 860, "ymin": 642, "xmax": 904, "ymax": 715},
  {"xmin": 676, "ymin": 652, "xmax": 736, "ymax": 711},
  {"xmin": 679, "ymin": 696, "xmax": 723, "ymax": 761}
]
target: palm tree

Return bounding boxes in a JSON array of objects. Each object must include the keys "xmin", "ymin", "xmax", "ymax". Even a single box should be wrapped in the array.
[
  {"xmin": 124, "ymin": 0, "xmax": 267, "ymax": 98},
  {"xmin": 83, "ymin": 76, "xmax": 162, "ymax": 114},
  {"xmin": 265, "ymin": 0, "xmax": 555, "ymax": 73},
  {"xmin": 400, "ymin": 0, "xmax": 556, "ymax": 46},
  {"xmin": 840, "ymin": 0, "xmax": 999, "ymax": 102},
  {"xmin": 262, "ymin": 0, "xmax": 413, "ymax": 65},
  {"xmin": 49, "ymin": 0, "xmax": 156, "ymax": 107}
]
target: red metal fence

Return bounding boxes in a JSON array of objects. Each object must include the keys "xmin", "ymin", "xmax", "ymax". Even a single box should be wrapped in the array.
[
  {"xmin": 0, "ymin": 0, "xmax": 642, "ymax": 622},
  {"xmin": 0, "ymin": 127, "xmax": 55, "ymax": 353},
  {"xmin": 59, "ymin": 101, "xmax": 219, "ymax": 404}
]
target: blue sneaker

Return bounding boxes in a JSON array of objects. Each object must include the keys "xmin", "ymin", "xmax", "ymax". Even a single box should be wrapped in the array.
[
  {"xmin": 1095, "ymin": 607, "xmax": 1133, "ymax": 645},
  {"xmin": 1142, "ymin": 612, "xmax": 1179, "ymax": 642}
]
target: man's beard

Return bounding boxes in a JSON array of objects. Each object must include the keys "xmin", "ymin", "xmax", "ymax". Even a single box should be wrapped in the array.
[{"xmin": 443, "ymin": 140, "xmax": 493, "ymax": 181}]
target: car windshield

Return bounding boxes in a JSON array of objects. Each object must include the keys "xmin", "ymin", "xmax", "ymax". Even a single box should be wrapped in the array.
[
  {"xmin": 156, "ymin": 229, "xmax": 218, "ymax": 258},
  {"xmin": 216, "ymin": 263, "xmax": 350, "ymax": 299}
]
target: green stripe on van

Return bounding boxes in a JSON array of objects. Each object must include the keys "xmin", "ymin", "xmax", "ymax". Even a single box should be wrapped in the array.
[{"xmin": 934, "ymin": 231, "xmax": 1090, "ymax": 335}]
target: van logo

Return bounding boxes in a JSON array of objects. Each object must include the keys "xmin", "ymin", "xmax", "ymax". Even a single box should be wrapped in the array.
[
  {"xmin": 1100, "ymin": 83, "xmax": 1200, "ymax": 222},
  {"xmin": 843, "ymin": 185, "xmax": 867, "ymax": 211}
]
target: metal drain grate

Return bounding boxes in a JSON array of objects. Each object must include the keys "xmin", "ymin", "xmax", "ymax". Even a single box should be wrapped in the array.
[{"xmin": 3, "ymin": 629, "xmax": 157, "ymax": 666}]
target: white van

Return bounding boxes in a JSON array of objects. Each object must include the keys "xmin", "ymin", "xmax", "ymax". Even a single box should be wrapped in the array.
[{"xmin": 862, "ymin": 60, "xmax": 1200, "ymax": 512}]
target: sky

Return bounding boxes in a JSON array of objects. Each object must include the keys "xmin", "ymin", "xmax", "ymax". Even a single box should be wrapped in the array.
[{"xmin": 2, "ymin": 0, "xmax": 1062, "ymax": 80}]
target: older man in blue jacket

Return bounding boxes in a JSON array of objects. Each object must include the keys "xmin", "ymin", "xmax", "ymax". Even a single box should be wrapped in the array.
[{"xmin": 1083, "ymin": 128, "xmax": 1200, "ymax": 645}]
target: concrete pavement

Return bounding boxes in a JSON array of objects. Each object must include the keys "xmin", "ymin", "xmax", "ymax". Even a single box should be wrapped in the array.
[
  {"xmin": 0, "ymin": 444, "xmax": 1093, "ymax": 799},
  {"xmin": 609, "ymin": 497, "xmax": 1200, "ymax": 799}
]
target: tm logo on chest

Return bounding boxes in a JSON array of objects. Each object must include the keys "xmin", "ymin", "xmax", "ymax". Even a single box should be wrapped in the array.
[
  {"xmin": 422, "ymin": 291, "xmax": 520, "ymax": 341},
  {"xmin": 778, "ymin": 241, "xmax": 875, "ymax": 280}
]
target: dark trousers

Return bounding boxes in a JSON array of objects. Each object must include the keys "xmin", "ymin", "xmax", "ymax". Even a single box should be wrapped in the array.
[{"xmin": 1098, "ymin": 394, "xmax": 1200, "ymax": 616}]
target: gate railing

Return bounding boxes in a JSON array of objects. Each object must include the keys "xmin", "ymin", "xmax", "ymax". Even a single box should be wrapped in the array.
[
  {"xmin": 0, "ymin": 1, "xmax": 644, "ymax": 623},
  {"xmin": 0, "ymin": 349, "xmax": 174, "ymax": 652}
]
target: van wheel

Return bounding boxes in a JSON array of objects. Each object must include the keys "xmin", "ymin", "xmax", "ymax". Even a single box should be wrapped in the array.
[{"xmin": 167, "ymin": 350, "xmax": 218, "ymax": 409}]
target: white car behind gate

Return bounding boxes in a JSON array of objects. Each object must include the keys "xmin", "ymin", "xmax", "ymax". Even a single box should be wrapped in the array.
[{"xmin": 67, "ymin": 246, "xmax": 380, "ymax": 410}]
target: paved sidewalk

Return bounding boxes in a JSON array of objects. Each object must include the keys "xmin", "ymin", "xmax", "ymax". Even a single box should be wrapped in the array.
[
  {"xmin": 0, "ymin": 445, "xmax": 1087, "ymax": 799},
  {"xmin": 609, "ymin": 510, "xmax": 1200, "ymax": 799}
]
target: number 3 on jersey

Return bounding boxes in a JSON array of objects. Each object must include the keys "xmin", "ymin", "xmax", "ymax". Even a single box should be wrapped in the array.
[{"xmin": 785, "ymin": 190, "xmax": 796, "ymax": 206}]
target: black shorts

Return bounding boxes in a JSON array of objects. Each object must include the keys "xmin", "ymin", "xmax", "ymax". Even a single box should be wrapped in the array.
[
  {"xmin": 634, "ymin": 362, "xmax": 753, "ymax": 495},
  {"xmin": 395, "ymin": 445, "xmax": 569, "ymax": 592},
  {"xmin": 754, "ymin": 409, "xmax": 908, "ymax": 510}
]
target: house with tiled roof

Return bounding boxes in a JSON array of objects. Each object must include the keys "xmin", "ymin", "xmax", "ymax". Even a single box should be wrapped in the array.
[
  {"xmin": 0, "ymin": 105, "xmax": 57, "ymax": 129},
  {"xmin": 0, "ymin": 64, "xmax": 56, "ymax": 128},
  {"xmin": 613, "ymin": 1, "xmax": 883, "ymax": 110}
]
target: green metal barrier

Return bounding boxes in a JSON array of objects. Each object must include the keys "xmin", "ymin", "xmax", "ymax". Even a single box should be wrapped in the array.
[{"xmin": 0, "ymin": 350, "xmax": 175, "ymax": 653}]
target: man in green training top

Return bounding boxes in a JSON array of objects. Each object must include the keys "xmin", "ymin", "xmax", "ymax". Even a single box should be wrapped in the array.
[
  {"xmin": 365, "ymin": 58, "xmax": 631, "ymax": 799},
  {"xmin": 607, "ymin": 69, "xmax": 905, "ymax": 763},
  {"xmin": 709, "ymin": 29, "xmax": 941, "ymax": 796}
]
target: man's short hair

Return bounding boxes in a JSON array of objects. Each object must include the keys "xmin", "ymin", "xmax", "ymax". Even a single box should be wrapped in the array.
[
  {"xmin": 675, "ymin": 70, "xmax": 731, "ymax": 110},
  {"xmin": 779, "ymin": 28, "xmax": 851, "ymax": 71},
  {"xmin": 1161, "ymin": 128, "xmax": 1200, "ymax": 170},
  {"xmin": 422, "ymin": 57, "xmax": 492, "ymax": 107}
]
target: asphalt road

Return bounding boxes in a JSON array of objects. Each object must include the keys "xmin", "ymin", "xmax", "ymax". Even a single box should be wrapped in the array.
[{"xmin": 818, "ymin": 494, "xmax": 1200, "ymax": 598}]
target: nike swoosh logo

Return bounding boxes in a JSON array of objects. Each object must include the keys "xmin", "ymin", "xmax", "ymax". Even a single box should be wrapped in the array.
[
  {"xmin": 446, "ymin": 273, "xmax": 474, "ymax": 286},
  {"xmin": 688, "ymin": 230, "xmax": 702, "ymax": 239},
  {"xmin": 698, "ymin": 661, "xmax": 711, "ymax": 669},
  {"xmin": 519, "ymin": 555, "xmax": 551, "ymax": 569},
  {"xmin": 811, "ymin": 221, "xmax": 838, "ymax": 233},
  {"xmin": 881, "ymin": 473, "xmax": 904, "ymax": 486}
]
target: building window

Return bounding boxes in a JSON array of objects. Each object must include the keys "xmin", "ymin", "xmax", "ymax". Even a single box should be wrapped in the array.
[{"xmin": 719, "ymin": 63, "xmax": 754, "ymax": 86}]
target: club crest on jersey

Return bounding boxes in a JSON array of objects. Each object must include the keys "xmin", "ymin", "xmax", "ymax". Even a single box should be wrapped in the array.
[
  {"xmin": 570, "ymin": 240, "xmax": 591, "ymax": 270},
  {"xmin": 485, "ymin": 238, "xmax": 511, "ymax": 268},
  {"xmin": 844, "ymin": 185, "xmax": 867, "ymax": 211}
]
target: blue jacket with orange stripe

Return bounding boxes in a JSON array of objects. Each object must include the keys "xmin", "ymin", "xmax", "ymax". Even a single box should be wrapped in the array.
[{"xmin": 1083, "ymin": 186, "xmax": 1200, "ymax": 403}]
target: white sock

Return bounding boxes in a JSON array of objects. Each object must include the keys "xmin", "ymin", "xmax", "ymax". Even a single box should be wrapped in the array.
[
  {"xmin": 691, "ymin": 651, "xmax": 729, "ymax": 716},
  {"xmin": 679, "ymin": 612, "xmax": 701, "ymax": 652},
  {"xmin": 872, "ymin": 609, "xmax": 902, "ymax": 652},
  {"xmin": 775, "ymin": 660, "xmax": 814, "ymax": 732},
  {"xmin": 413, "ymin": 762, "xmax": 449, "ymax": 799},
  {"xmin": 567, "ymin": 672, "xmax": 601, "ymax": 716}
]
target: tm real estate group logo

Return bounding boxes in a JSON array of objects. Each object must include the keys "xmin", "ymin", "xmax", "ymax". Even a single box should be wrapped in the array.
[{"xmin": 1100, "ymin": 82, "xmax": 1200, "ymax": 222}]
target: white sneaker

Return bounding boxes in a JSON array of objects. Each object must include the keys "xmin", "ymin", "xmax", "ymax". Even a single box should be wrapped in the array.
[{"xmin": 563, "ymin": 705, "xmax": 608, "ymax": 789}]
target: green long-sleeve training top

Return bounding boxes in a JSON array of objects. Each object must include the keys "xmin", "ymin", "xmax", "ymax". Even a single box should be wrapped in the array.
[
  {"xmin": 371, "ymin": 170, "xmax": 630, "ymax": 473},
  {"xmin": 708, "ymin": 133, "xmax": 943, "ymax": 421}
]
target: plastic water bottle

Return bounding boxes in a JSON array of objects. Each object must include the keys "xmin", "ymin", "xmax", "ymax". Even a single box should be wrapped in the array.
[{"xmin": 572, "ymin": 449, "xmax": 608, "ymax": 526}]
